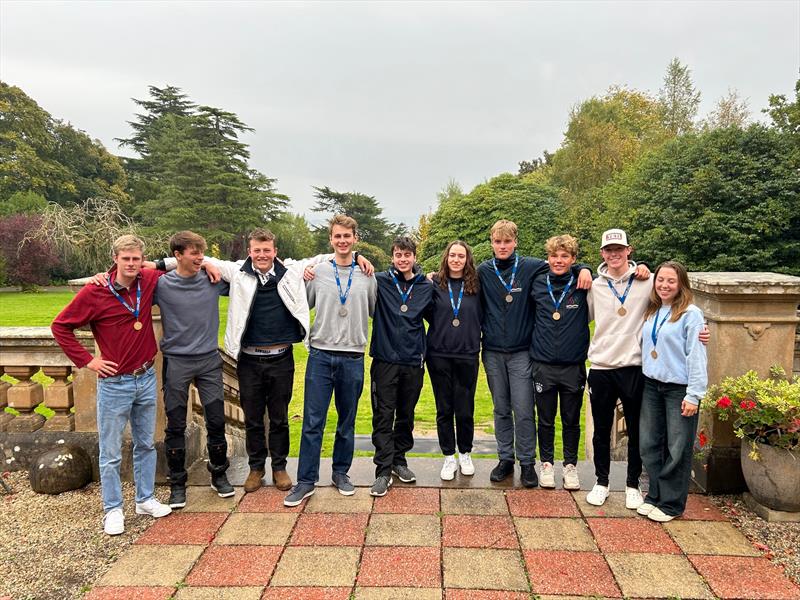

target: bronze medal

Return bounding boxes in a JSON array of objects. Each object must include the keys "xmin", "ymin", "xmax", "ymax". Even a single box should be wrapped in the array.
[
  {"xmin": 651, "ymin": 349, "xmax": 658, "ymax": 359},
  {"xmin": 400, "ymin": 304, "xmax": 408, "ymax": 313},
  {"xmin": 618, "ymin": 306, "xmax": 627, "ymax": 316},
  {"xmin": 505, "ymin": 294, "xmax": 513, "ymax": 303},
  {"xmin": 452, "ymin": 318, "xmax": 460, "ymax": 327},
  {"xmin": 133, "ymin": 321, "xmax": 143, "ymax": 331},
  {"xmin": 339, "ymin": 307, "xmax": 348, "ymax": 317},
  {"xmin": 552, "ymin": 311, "xmax": 561, "ymax": 321}
]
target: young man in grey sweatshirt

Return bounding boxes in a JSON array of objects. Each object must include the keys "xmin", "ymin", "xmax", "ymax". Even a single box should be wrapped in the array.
[{"xmin": 284, "ymin": 214, "xmax": 377, "ymax": 506}]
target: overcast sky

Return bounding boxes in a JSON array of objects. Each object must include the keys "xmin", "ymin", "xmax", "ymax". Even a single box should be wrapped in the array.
[{"xmin": 2, "ymin": 1, "xmax": 798, "ymax": 227}]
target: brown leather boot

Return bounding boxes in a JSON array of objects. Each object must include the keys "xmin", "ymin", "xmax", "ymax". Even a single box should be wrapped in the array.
[
  {"xmin": 272, "ymin": 470, "xmax": 292, "ymax": 491},
  {"xmin": 244, "ymin": 469, "xmax": 264, "ymax": 493}
]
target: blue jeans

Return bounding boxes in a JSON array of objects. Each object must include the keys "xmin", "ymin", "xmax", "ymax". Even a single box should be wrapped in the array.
[
  {"xmin": 96, "ymin": 367, "xmax": 157, "ymax": 512},
  {"xmin": 482, "ymin": 350, "xmax": 536, "ymax": 465},
  {"xmin": 296, "ymin": 348, "xmax": 364, "ymax": 485},
  {"xmin": 639, "ymin": 377, "xmax": 699, "ymax": 516}
]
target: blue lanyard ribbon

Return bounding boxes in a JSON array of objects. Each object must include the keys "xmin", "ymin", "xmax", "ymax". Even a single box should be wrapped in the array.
[
  {"xmin": 546, "ymin": 273, "xmax": 574, "ymax": 313},
  {"xmin": 492, "ymin": 255, "xmax": 518, "ymax": 293},
  {"xmin": 651, "ymin": 307, "xmax": 672, "ymax": 348},
  {"xmin": 389, "ymin": 270, "xmax": 415, "ymax": 305},
  {"xmin": 107, "ymin": 277, "xmax": 141, "ymax": 319},
  {"xmin": 332, "ymin": 259, "xmax": 355, "ymax": 306},
  {"xmin": 607, "ymin": 275, "xmax": 635, "ymax": 306},
  {"xmin": 448, "ymin": 279, "xmax": 464, "ymax": 319}
]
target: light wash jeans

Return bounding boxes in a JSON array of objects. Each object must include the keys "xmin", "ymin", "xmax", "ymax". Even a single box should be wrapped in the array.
[{"xmin": 96, "ymin": 367, "xmax": 157, "ymax": 512}]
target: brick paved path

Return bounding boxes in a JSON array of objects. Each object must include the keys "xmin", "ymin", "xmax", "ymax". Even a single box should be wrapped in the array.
[{"xmin": 84, "ymin": 483, "xmax": 800, "ymax": 600}]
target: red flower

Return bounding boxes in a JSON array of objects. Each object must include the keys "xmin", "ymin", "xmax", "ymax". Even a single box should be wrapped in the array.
[
  {"xmin": 788, "ymin": 418, "xmax": 800, "ymax": 434},
  {"xmin": 716, "ymin": 396, "xmax": 732, "ymax": 409},
  {"xmin": 697, "ymin": 431, "xmax": 709, "ymax": 448},
  {"xmin": 739, "ymin": 400, "xmax": 757, "ymax": 411}
]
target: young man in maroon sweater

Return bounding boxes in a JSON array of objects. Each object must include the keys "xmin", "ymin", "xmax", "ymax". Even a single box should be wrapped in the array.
[{"xmin": 51, "ymin": 235, "xmax": 171, "ymax": 535}]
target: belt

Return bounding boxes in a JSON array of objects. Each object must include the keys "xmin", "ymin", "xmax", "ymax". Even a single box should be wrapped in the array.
[
  {"xmin": 241, "ymin": 344, "xmax": 290, "ymax": 357},
  {"xmin": 129, "ymin": 360, "xmax": 155, "ymax": 376}
]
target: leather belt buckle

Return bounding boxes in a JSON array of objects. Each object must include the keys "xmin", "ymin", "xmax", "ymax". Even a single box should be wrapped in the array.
[{"xmin": 131, "ymin": 360, "xmax": 154, "ymax": 376}]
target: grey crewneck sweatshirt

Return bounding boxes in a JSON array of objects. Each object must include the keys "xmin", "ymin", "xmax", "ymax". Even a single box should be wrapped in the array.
[{"xmin": 306, "ymin": 260, "xmax": 377, "ymax": 352}]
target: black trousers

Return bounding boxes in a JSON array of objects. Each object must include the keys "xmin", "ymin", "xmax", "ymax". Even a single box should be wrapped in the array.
[
  {"xmin": 427, "ymin": 355, "xmax": 479, "ymax": 455},
  {"xmin": 237, "ymin": 351, "xmax": 294, "ymax": 471},
  {"xmin": 163, "ymin": 353, "xmax": 228, "ymax": 485},
  {"xmin": 532, "ymin": 361, "xmax": 585, "ymax": 466},
  {"xmin": 587, "ymin": 366, "xmax": 644, "ymax": 488},
  {"xmin": 370, "ymin": 359, "xmax": 424, "ymax": 477}
]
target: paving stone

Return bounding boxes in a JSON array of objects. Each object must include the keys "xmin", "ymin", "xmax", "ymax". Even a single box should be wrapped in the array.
[
  {"xmin": 359, "ymin": 546, "xmax": 442, "ymax": 587},
  {"xmin": 444, "ymin": 592, "xmax": 530, "ymax": 600},
  {"xmin": 442, "ymin": 515, "xmax": 518, "ymax": 549},
  {"xmin": 524, "ymin": 550, "xmax": 620, "ymax": 597},
  {"xmin": 305, "ymin": 486, "xmax": 374, "ymax": 513},
  {"xmin": 443, "ymin": 548, "xmax": 528, "ymax": 592},
  {"xmin": 665, "ymin": 520, "xmax": 761, "ymax": 556},
  {"xmin": 605, "ymin": 553, "xmax": 713, "ymax": 599},
  {"xmin": 96, "ymin": 545, "xmax": 205, "ymax": 587},
  {"xmin": 355, "ymin": 587, "xmax": 442, "ymax": 599},
  {"xmin": 505, "ymin": 489, "xmax": 580, "ymax": 517},
  {"xmin": 680, "ymin": 494, "xmax": 728, "ymax": 521},
  {"xmin": 261, "ymin": 587, "xmax": 353, "ymax": 600},
  {"xmin": 182, "ymin": 487, "xmax": 244, "ymax": 512},
  {"xmin": 291, "ymin": 513, "xmax": 368, "ymax": 546},
  {"xmin": 271, "ymin": 547, "xmax": 361, "ymax": 587},
  {"xmin": 689, "ymin": 555, "xmax": 800, "ymax": 600},
  {"xmin": 366, "ymin": 514, "xmax": 441, "ymax": 546},
  {"xmin": 215, "ymin": 513, "xmax": 297, "ymax": 545},
  {"xmin": 573, "ymin": 491, "xmax": 638, "ymax": 518},
  {"xmin": 440, "ymin": 489, "xmax": 509, "ymax": 515},
  {"xmin": 84, "ymin": 588, "xmax": 175, "ymax": 600},
  {"xmin": 515, "ymin": 517, "xmax": 597, "ymax": 551},
  {"xmin": 173, "ymin": 587, "xmax": 264, "ymax": 600},
  {"xmin": 238, "ymin": 488, "xmax": 302, "ymax": 513},
  {"xmin": 587, "ymin": 517, "xmax": 680, "ymax": 554},
  {"xmin": 372, "ymin": 487, "xmax": 440, "ymax": 514},
  {"xmin": 186, "ymin": 545, "xmax": 281, "ymax": 586},
  {"xmin": 135, "ymin": 512, "xmax": 228, "ymax": 545}
]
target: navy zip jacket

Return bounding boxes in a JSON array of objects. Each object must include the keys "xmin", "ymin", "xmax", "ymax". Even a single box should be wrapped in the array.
[
  {"xmin": 370, "ymin": 265, "xmax": 434, "ymax": 367},
  {"xmin": 425, "ymin": 275, "xmax": 482, "ymax": 358},
  {"xmin": 529, "ymin": 270, "xmax": 590, "ymax": 364}
]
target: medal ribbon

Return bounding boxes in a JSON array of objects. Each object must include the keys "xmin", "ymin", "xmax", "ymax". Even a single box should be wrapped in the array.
[
  {"xmin": 107, "ymin": 276, "xmax": 141, "ymax": 319},
  {"xmin": 546, "ymin": 273, "xmax": 574, "ymax": 314},
  {"xmin": 492, "ymin": 254, "xmax": 518, "ymax": 294},
  {"xmin": 332, "ymin": 258, "xmax": 355, "ymax": 307},
  {"xmin": 448, "ymin": 279, "xmax": 464, "ymax": 320},
  {"xmin": 651, "ymin": 307, "xmax": 672, "ymax": 349},
  {"xmin": 607, "ymin": 275, "xmax": 635, "ymax": 307},
  {"xmin": 389, "ymin": 270, "xmax": 415, "ymax": 305}
]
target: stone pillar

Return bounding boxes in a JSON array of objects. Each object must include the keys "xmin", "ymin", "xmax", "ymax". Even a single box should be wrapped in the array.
[
  {"xmin": 5, "ymin": 366, "xmax": 45, "ymax": 432},
  {"xmin": 690, "ymin": 272, "xmax": 800, "ymax": 493},
  {"xmin": 0, "ymin": 368, "xmax": 12, "ymax": 432},
  {"xmin": 42, "ymin": 366, "xmax": 74, "ymax": 431}
]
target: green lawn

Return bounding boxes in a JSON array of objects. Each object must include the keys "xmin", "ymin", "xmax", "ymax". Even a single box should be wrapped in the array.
[{"xmin": 1, "ymin": 290, "xmax": 585, "ymax": 460}]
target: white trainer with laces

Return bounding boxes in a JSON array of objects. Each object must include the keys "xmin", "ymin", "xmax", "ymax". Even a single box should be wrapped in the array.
[
  {"xmin": 637, "ymin": 502, "xmax": 656, "ymax": 516},
  {"xmin": 458, "ymin": 452, "xmax": 475, "ymax": 476},
  {"xmin": 440, "ymin": 455, "xmax": 458, "ymax": 481},
  {"xmin": 625, "ymin": 486, "xmax": 644, "ymax": 510},
  {"xmin": 586, "ymin": 484, "xmax": 610, "ymax": 506},
  {"xmin": 562, "ymin": 464, "xmax": 581, "ymax": 490},
  {"xmin": 135, "ymin": 498, "xmax": 172, "ymax": 518},
  {"xmin": 103, "ymin": 507, "xmax": 125, "ymax": 536},
  {"xmin": 647, "ymin": 507, "xmax": 676, "ymax": 522},
  {"xmin": 539, "ymin": 462, "xmax": 555, "ymax": 488}
]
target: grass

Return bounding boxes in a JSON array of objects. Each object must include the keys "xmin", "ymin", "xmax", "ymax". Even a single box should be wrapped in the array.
[{"xmin": 0, "ymin": 289, "xmax": 585, "ymax": 460}]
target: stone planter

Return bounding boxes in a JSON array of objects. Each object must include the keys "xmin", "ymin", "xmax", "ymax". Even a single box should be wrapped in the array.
[{"xmin": 740, "ymin": 440, "xmax": 800, "ymax": 512}]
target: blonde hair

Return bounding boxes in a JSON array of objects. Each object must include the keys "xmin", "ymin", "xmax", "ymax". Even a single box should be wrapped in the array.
[
  {"xmin": 644, "ymin": 261, "xmax": 694, "ymax": 323},
  {"xmin": 490, "ymin": 219, "xmax": 518, "ymax": 241},
  {"xmin": 545, "ymin": 234, "xmax": 579, "ymax": 257},
  {"xmin": 112, "ymin": 234, "xmax": 145, "ymax": 256},
  {"xmin": 329, "ymin": 214, "xmax": 358, "ymax": 236}
]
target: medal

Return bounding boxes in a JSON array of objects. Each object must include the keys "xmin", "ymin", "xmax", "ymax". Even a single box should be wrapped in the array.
[
  {"xmin": 607, "ymin": 275, "xmax": 635, "ymax": 318},
  {"xmin": 452, "ymin": 318, "xmax": 460, "ymax": 327},
  {"xmin": 552, "ymin": 311, "xmax": 561, "ymax": 321},
  {"xmin": 505, "ymin": 294, "xmax": 513, "ymax": 303},
  {"xmin": 333, "ymin": 258, "xmax": 355, "ymax": 318},
  {"xmin": 618, "ymin": 306, "xmax": 627, "ymax": 316},
  {"xmin": 390, "ymin": 269, "xmax": 415, "ymax": 315},
  {"xmin": 448, "ymin": 279, "xmax": 464, "ymax": 326},
  {"xmin": 493, "ymin": 256, "xmax": 518, "ymax": 305},
  {"xmin": 651, "ymin": 349, "xmax": 658, "ymax": 359},
  {"xmin": 133, "ymin": 321, "xmax": 143, "ymax": 331},
  {"xmin": 400, "ymin": 304, "xmax": 408, "ymax": 313},
  {"xmin": 649, "ymin": 307, "xmax": 672, "ymax": 361},
  {"xmin": 547, "ymin": 273, "xmax": 573, "ymax": 323},
  {"xmin": 107, "ymin": 276, "xmax": 142, "ymax": 327},
  {"xmin": 339, "ymin": 307, "xmax": 348, "ymax": 317}
]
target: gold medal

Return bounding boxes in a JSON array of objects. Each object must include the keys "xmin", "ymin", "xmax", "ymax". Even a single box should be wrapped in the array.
[
  {"xmin": 651, "ymin": 349, "xmax": 658, "ymax": 359},
  {"xmin": 618, "ymin": 306, "xmax": 627, "ymax": 316},
  {"xmin": 505, "ymin": 294, "xmax": 513, "ymax": 303},
  {"xmin": 133, "ymin": 321, "xmax": 143, "ymax": 331},
  {"xmin": 552, "ymin": 311, "xmax": 561, "ymax": 321}
]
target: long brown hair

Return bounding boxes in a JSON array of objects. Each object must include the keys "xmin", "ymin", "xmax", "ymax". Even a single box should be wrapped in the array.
[
  {"xmin": 436, "ymin": 240, "xmax": 479, "ymax": 295},
  {"xmin": 644, "ymin": 260, "xmax": 693, "ymax": 322}
]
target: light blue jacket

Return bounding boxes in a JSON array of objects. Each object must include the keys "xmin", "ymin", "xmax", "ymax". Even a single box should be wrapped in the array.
[{"xmin": 641, "ymin": 304, "xmax": 708, "ymax": 405}]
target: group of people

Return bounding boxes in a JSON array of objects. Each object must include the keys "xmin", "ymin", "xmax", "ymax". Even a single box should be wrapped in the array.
[{"xmin": 50, "ymin": 215, "xmax": 708, "ymax": 535}]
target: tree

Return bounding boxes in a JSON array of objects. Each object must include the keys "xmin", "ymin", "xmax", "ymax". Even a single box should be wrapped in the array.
[
  {"xmin": 0, "ymin": 190, "xmax": 47, "ymax": 217},
  {"xmin": 658, "ymin": 58, "xmax": 701, "ymax": 135},
  {"xmin": 518, "ymin": 150, "xmax": 554, "ymax": 176},
  {"xmin": 764, "ymin": 79, "xmax": 800, "ymax": 142},
  {"xmin": 116, "ymin": 85, "xmax": 196, "ymax": 156},
  {"xmin": 0, "ymin": 213, "xmax": 60, "ymax": 290},
  {"xmin": 705, "ymin": 89, "xmax": 750, "ymax": 129},
  {"xmin": 267, "ymin": 213, "xmax": 316, "ymax": 260}
]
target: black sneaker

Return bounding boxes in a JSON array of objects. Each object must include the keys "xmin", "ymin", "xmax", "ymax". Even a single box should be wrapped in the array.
[
  {"xmin": 168, "ymin": 485, "xmax": 186, "ymax": 509},
  {"xmin": 211, "ymin": 472, "xmax": 235, "ymax": 498},
  {"xmin": 392, "ymin": 464, "xmax": 416, "ymax": 483},
  {"xmin": 521, "ymin": 464, "xmax": 539, "ymax": 488},
  {"xmin": 370, "ymin": 475, "xmax": 393, "ymax": 496},
  {"xmin": 489, "ymin": 460, "xmax": 515, "ymax": 482}
]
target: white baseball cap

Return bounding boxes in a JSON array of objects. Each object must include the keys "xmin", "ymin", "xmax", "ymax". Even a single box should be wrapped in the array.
[{"xmin": 600, "ymin": 229, "xmax": 629, "ymax": 249}]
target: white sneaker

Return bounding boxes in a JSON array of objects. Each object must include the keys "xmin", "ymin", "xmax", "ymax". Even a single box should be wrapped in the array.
[
  {"xmin": 539, "ymin": 462, "xmax": 555, "ymax": 488},
  {"xmin": 103, "ymin": 508, "xmax": 125, "ymax": 535},
  {"xmin": 458, "ymin": 453, "xmax": 475, "ymax": 476},
  {"xmin": 586, "ymin": 484, "xmax": 609, "ymax": 506},
  {"xmin": 135, "ymin": 498, "xmax": 172, "ymax": 518},
  {"xmin": 562, "ymin": 464, "xmax": 581, "ymax": 490},
  {"xmin": 647, "ymin": 507, "xmax": 676, "ymax": 522},
  {"xmin": 625, "ymin": 486, "xmax": 644, "ymax": 510},
  {"xmin": 440, "ymin": 455, "xmax": 458, "ymax": 481},
  {"xmin": 637, "ymin": 502, "xmax": 656, "ymax": 516}
]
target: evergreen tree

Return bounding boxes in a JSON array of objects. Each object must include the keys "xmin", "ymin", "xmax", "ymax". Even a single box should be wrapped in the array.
[{"xmin": 658, "ymin": 58, "xmax": 701, "ymax": 135}]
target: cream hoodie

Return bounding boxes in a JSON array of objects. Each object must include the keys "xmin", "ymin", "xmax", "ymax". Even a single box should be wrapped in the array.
[{"xmin": 588, "ymin": 261, "xmax": 652, "ymax": 370}]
